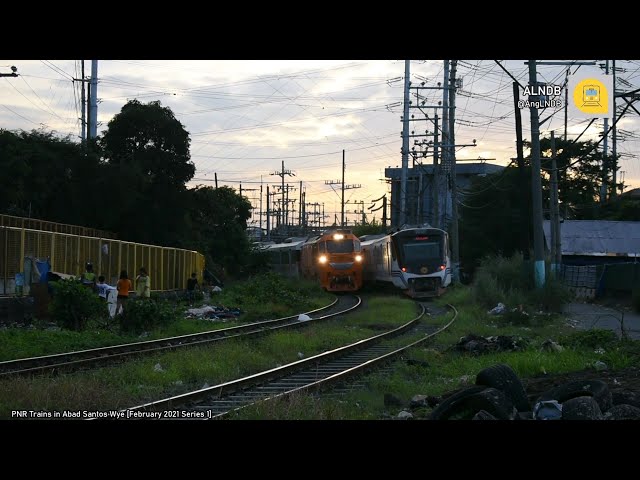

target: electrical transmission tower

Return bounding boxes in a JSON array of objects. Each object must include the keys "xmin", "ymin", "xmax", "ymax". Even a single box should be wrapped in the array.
[{"xmin": 324, "ymin": 150, "xmax": 361, "ymax": 227}]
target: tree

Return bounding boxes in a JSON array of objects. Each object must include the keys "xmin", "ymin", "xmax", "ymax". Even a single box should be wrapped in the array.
[
  {"xmin": 187, "ymin": 186, "xmax": 252, "ymax": 274},
  {"xmin": 98, "ymin": 100, "xmax": 195, "ymax": 246}
]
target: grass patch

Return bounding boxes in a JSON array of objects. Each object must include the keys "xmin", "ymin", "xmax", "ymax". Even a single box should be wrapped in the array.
[
  {"xmin": 0, "ymin": 274, "xmax": 333, "ymax": 361},
  {"xmin": 0, "ymin": 295, "xmax": 416, "ymax": 418}
]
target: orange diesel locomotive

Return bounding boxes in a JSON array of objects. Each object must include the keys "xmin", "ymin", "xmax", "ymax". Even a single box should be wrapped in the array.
[{"xmin": 300, "ymin": 230, "xmax": 363, "ymax": 292}]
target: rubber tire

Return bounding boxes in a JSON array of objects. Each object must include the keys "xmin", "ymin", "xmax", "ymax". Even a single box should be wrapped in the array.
[
  {"xmin": 429, "ymin": 386, "xmax": 487, "ymax": 420},
  {"xmin": 538, "ymin": 380, "xmax": 612, "ymax": 413},
  {"xmin": 561, "ymin": 396, "xmax": 603, "ymax": 420},
  {"xmin": 475, "ymin": 364, "xmax": 530, "ymax": 412},
  {"xmin": 604, "ymin": 404, "xmax": 640, "ymax": 420},
  {"xmin": 430, "ymin": 387, "xmax": 515, "ymax": 420},
  {"xmin": 472, "ymin": 410, "xmax": 497, "ymax": 420}
]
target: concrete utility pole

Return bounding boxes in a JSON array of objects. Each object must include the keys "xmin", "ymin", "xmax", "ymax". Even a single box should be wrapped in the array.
[
  {"xmin": 81, "ymin": 61, "xmax": 86, "ymax": 142},
  {"xmin": 612, "ymin": 59, "xmax": 617, "ymax": 197},
  {"xmin": 432, "ymin": 113, "xmax": 440, "ymax": 229},
  {"xmin": 550, "ymin": 131, "xmax": 561, "ymax": 274},
  {"xmin": 259, "ymin": 179, "xmax": 263, "ymax": 239},
  {"xmin": 342, "ymin": 150, "xmax": 346, "ymax": 225},
  {"xmin": 528, "ymin": 60, "xmax": 546, "ymax": 289},
  {"xmin": 400, "ymin": 60, "xmax": 411, "ymax": 227},
  {"xmin": 89, "ymin": 60, "xmax": 98, "ymax": 139},
  {"xmin": 449, "ymin": 60, "xmax": 460, "ymax": 282},
  {"xmin": 440, "ymin": 60, "xmax": 450, "ymax": 229},
  {"xmin": 513, "ymin": 82, "xmax": 530, "ymax": 260},
  {"xmin": 600, "ymin": 60, "xmax": 610, "ymax": 204}
]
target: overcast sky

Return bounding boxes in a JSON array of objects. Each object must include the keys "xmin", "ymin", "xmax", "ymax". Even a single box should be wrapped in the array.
[{"xmin": 1, "ymin": 60, "xmax": 639, "ymax": 227}]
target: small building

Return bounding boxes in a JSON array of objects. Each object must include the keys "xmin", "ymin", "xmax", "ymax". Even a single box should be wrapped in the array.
[
  {"xmin": 543, "ymin": 220, "xmax": 640, "ymax": 296},
  {"xmin": 385, "ymin": 162, "xmax": 504, "ymax": 228}
]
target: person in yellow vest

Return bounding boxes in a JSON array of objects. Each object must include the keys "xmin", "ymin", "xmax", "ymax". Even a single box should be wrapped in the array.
[
  {"xmin": 80, "ymin": 262, "xmax": 97, "ymax": 291},
  {"xmin": 135, "ymin": 267, "xmax": 151, "ymax": 299}
]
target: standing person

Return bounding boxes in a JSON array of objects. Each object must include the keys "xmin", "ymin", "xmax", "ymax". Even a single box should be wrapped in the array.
[
  {"xmin": 136, "ymin": 267, "xmax": 151, "ymax": 299},
  {"xmin": 186, "ymin": 272, "xmax": 199, "ymax": 305},
  {"xmin": 116, "ymin": 270, "xmax": 133, "ymax": 316},
  {"xmin": 80, "ymin": 262, "xmax": 97, "ymax": 290},
  {"xmin": 96, "ymin": 275, "xmax": 118, "ymax": 319}
]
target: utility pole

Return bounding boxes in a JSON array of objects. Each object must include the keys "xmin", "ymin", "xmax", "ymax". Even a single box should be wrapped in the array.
[
  {"xmin": 449, "ymin": 60, "xmax": 460, "ymax": 282},
  {"xmin": 550, "ymin": 131, "xmax": 561, "ymax": 275},
  {"xmin": 612, "ymin": 59, "xmax": 618, "ymax": 197},
  {"xmin": 400, "ymin": 60, "xmax": 411, "ymax": 227},
  {"xmin": 270, "ymin": 161, "xmax": 295, "ymax": 232},
  {"xmin": 259, "ymin": 179, "xmax": 263, "ymax": 239},
  {"xmin": 601, "ymin": 60, "xmax": 609, "ymax": 204},
  {"xmin": 433, "ymin": 113, "xmax": 440, "ymax": 229},
  {"xmin": 89, "ymin": 60, "xmax": 98, "ymax": 139},
  {"xmin": 266, "ymin": 185, "xmax": 270, "ymax": 240},
  {"xmin": 528, "ymin": 60, "xmax": 546, "ymax": 289},
  {"xmin": 214, "ymin": 173, "xmax": 218, "ymax": 189},
  {"xmin": 81, "ymin": 61, "xmax": 86, "ymax": 143},
  {"xmin": 324, "ymin": 150, "xmax": 361, "ymax": 227},
  {"xmin": 513, "ymin": 82, "xmax": 530, "ymax": 260},
  {"xmin": 564, "ymin": 68, "xmax": 569, "ymax": 141},
  {"xmin": 441, "ymin": 60, "xmax": 450, "ymax": 229},
  {"xmin": 299, "ymin": 180, "xmax": 303, "ymax": 226}
]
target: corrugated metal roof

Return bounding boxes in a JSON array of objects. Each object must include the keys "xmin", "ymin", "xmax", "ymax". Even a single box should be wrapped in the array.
[{"xmin": 543, "ymin": 220, "xmax": 640, "ymax": 256}]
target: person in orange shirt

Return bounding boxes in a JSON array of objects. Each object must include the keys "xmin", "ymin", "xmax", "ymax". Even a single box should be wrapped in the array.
[{"xmin": 116, "ymin": 270, "xmax": 133, "ymax": 316}]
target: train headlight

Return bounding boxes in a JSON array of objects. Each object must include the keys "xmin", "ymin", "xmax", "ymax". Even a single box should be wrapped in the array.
[
  {"xmin": 333, "ymin": 234, "xmax": 344, "ymax": 240},
  {"xmin": 440, "ymin": 265, "xmax": 445, "ymax": 271},
  {"xmin": 355, "ymin": 255, "xmax": 362, "ymax": 262},
  {"xmin": 319, "ymin": 255, "xmax": 328, "ymax": 264}
]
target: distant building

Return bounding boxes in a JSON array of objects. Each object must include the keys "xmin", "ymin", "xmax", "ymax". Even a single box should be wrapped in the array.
[
  {"xmin": 542, "ymin": 220, "xmax": 640, "ymax": 265},
  {"xmin": 385, "ymin": 162, "xmax": 504, "ymax": 228}
]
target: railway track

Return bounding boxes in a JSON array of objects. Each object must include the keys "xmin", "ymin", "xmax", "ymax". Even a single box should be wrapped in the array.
[
  {"xmin": 0, "ymin": 295, "xmax": 361, "ymax": 378},
  {"xmin": 122, "ymin": 301, "xmax": 458, "ymax": 420}
]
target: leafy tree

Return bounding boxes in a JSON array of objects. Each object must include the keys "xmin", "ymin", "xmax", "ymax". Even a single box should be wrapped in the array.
[
  {"xmin": 352, "ymin": 219, "xmax": 387, "ymax": 237},
  {"xmin": 98, "ymin": 100, "xmax": 195, "ymax": 246},
  {"xmin": 187, "ymin": 186, "xmax": 252, "ymax": 274}
]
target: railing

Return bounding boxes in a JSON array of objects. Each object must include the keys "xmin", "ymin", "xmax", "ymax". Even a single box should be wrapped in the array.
[
  {"xmin": 0, "ymin": 214, "xmax": 117, "ymax": 239},
  {"xmin": 0, "ymin": 226, "xmax": 205, "ymax": 295}
]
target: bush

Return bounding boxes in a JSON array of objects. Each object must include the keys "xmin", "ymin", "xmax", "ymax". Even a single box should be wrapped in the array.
[
  {"xmin": 224, "ymin": 271, "xmax": 317, "ymax": 308},
  {"xmin": 529, "ymin": 277, "xmax": 573, "ymax": 313},
  {"xmin": 472, "ymin": 268, "xmax": 505, "ymax": 309},
  {"xmin": 121, "ymin": 299, "xmax": 177, "ymax": 333},
  {"xmin": 49, "ymin": 280, "xmax": 105, "ymax": 331}
]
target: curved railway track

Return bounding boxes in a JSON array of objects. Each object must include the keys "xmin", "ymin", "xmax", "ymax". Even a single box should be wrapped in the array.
[
  {"xmin": 122, "ymin": 301, "xmax": 458, "ymax": 420},
  {"xmin": 0, "ymin": 295, "xmax": 361, "ymax": 378}
]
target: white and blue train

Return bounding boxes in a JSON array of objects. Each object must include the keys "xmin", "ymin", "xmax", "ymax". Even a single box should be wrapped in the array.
[{"xmin": 360, "ymin": 226, "xmax": 452, "ymax": 298}]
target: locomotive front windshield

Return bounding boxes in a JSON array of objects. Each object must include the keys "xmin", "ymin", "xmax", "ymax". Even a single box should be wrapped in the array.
[{"xmin": 325, "ymin": 240, "xmax": 356, "ymax": 254}]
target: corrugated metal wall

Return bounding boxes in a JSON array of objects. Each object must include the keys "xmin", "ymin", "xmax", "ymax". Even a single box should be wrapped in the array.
[{"xmin": 0, "ymin": 226, "xmax": 204, "ymax": 295}]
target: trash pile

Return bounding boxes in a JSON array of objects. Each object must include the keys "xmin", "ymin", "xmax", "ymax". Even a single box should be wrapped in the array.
[
  {"xmin": 410, "ymin": 363, "xmax": 640, "ymax": 420},
  {"xmin": 455, "ymin": 334, "xmax": 528, "ymax": 355},
  {"xmin": 185, "ymin": 305, "xmax": 242, "ymax": 321}
]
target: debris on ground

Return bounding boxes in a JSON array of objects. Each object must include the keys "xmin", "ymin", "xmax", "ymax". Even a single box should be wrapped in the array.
[
  {"xmin": 455, "ymin": 334, "xmax": 528, "ymax": 355},
  {"xmin": 185, "ymin": 304, "xmax": 242, "ymax": 320},
  {"xmin": 298, "ymin": 314, "xmax": 312, "ymax": 321},
  {"xmin": 154, "ymin": 363, "xmax": 164, "ymax": 372},
  {"xmin": 396, "ymin": 410, "xmax": 413, "ymax": 420},
  {"xmin": 540, "ymin": 339, "xmax": 564, "ymax": 353},
  {"xmin": 488, "ymin": 303, "xmax": 506, "ymax": 315}
]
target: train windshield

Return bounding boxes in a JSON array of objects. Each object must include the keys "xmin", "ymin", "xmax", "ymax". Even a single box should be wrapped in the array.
[
  {"xmin": 401, "ymin": 241, "xmax": 441, "ymax": 263},
  {"xmin": 325, "ymin": 240, "xmax": 356, "ymax": 254}
]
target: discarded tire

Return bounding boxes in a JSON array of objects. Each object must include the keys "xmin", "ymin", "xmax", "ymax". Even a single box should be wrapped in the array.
[
  {"xmin": 430, "ymin": 387, "xmax": 516, "ymax": 420},
  {"xmin": 604, "ymin": 404, "xmax": 640, "ymax": 420},
  {"xmin": 472, "ymin": 410, "xmax": 497, "ymax": 420},
  {"xmin": 561, "ymin": 396, "xmax": 603, "ymax": 420},
  {"xmin": 538, "ymin": 380, "xmax": 612, "ymax": 413},
  {"xmin": 475, "ymin": 364, "xmax": 530, "ymax": 412}
]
